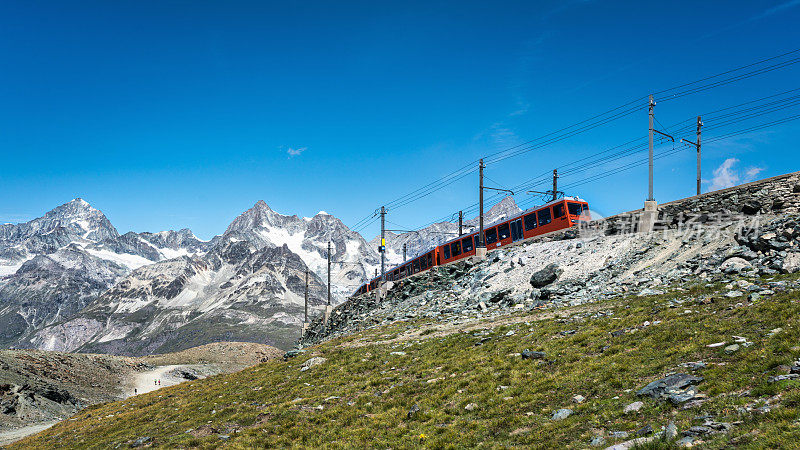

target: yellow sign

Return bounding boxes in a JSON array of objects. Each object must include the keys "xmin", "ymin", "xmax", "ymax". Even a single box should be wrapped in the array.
[{"xmin": 381, "ymin": 238, "xmax": 386, "ymax": 246}]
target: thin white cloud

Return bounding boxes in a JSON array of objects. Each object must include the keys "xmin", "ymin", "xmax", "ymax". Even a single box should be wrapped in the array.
[
  {"xmin": 489, "ymin": 123, "xmax": 519, "ymax": 146},
  {"xmin": 745, "ymin": 167, "xmax": 764, "ymax": 179},
  {"xmin": 706, "ymin": 158, "xmax": 765, "ymax": 192},
  {"xmin": 286, "ymin": 147, "xmax": 307, "ymax": 158},
  {"xmin": 754, "ymin": 0, "xmax": 800, "ymax": 19}
]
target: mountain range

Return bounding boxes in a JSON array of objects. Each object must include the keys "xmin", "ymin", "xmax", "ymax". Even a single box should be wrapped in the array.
[{"xmin": 0, "ymin": 196, "xmax": 521, "ymax": 354}]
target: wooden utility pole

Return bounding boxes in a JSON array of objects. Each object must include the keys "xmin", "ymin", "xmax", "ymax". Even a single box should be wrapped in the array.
[
  {"xmin": 402, "ymin": 243, "xmax": 407, "ymax": 262},
  {"xmin": 458, "ymin": 211, "xmax": 463, "ymax": 236}
]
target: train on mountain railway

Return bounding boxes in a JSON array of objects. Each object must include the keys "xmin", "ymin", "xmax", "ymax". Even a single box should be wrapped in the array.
[{"xmin": 352, "ymin": 197, "xmax": 590, "ymax": 296}]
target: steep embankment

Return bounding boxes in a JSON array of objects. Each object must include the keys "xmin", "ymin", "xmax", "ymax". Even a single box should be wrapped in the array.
[{"xmin": 11, "ymin": 275, "xmax": 800, "ymax": 448}]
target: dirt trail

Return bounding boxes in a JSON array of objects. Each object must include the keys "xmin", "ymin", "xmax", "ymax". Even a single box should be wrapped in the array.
[
  {"xmin": 0, "ymin": 421, "xmax": 58, "ymax": 446},
  {"xmin": 127, "ymin": 364, "xmax": 197, "ymax": 397}
]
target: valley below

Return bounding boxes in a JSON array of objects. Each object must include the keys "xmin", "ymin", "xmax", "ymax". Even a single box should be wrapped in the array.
[{"xmin": 0, "ymin": 342, "xmax": 281, "ymax": 446}]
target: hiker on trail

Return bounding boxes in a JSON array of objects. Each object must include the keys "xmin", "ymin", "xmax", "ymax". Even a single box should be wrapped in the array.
[
  {"xmin": 154, "ymin": 379, "xmax": 157, "ymax": 385},
  {"xmin": 158, "ymin": 379, "xmax": 161, "ymax": 386},
  {"xmin": 134, "ymin": 388, "xmax": 137, "ymax": 395}
]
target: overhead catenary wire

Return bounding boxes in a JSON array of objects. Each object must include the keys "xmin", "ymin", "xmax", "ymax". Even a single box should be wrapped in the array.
[
  {"xmin": 427, "ymin": 94, "xmax": 800, "ymax": 227},
  {"xmin": 350, "ymin": 48, "xmax": 800, "ymax": 242}
]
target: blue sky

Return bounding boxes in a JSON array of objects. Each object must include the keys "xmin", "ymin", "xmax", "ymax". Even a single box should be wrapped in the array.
[{"xmin": 1, "ymin": 1, "xmax": 799, "ymax": 239}]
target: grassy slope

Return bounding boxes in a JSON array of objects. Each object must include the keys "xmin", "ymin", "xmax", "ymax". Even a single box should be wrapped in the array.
[{"xmin": 13, "ymin": 276, "xmax": 800, "ymax": 449}]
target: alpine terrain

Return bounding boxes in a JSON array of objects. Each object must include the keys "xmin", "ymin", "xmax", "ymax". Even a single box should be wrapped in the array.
[{"xmin": 0, "ymin": 199, "xmax": 381, "ymax": 354}]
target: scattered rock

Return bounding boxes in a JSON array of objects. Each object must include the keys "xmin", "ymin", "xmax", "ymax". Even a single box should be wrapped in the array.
[
  {"xmin": 666, "ymin": 421, "xmax": 678, "ymax": 439},
  {"xmin": 300, "ymin": 357, "xmax": 327, "ymax": 372},
  {"xmin": 636, "ymin": 373, "xmax": 703, "ymax": 400},
  {"xmin": 407, "ymin": 403, "xmax": 420, "ymax": 419},
  {"xmin": 464, "ymin": 403, "xmax": 477, "ymax": 411},
  {"xmin": 529, "ymin": 263, "xmax": 563, "ymax": 288},
  {"xmin": 283, "ymin": 349, "xmax": 303, "ymax": 360},
  {"xmin": 521, "ymin": 349, "xmax": 547, "ymax": 360},
  {"xmin": 551, "ymin": 408, "xmax": 572, "ymax": 420},
  {"xmin": 589, "ymin": 436, "xmax": 606, "ymax": 447},
  {"xmin": 724, "ymin": 344, "xmax": 740, "ymax": 354},
  {"xmin": 572, "ymin": 394, "xmax": 586, "ymax": 404},
  {"xmin": 741, "ymin": 200, "xmax": 761, "ymax": 215},
  {"xmin": 623, "ymin": 401, "xmax": 644, "ymax": 414},
  {"xmin": 130, "ymin": 436, "xmax": 152, "ymax": 448},
  {"xmin": 720, "ymin": 257, "xmax": 753, "ymax": 274}
]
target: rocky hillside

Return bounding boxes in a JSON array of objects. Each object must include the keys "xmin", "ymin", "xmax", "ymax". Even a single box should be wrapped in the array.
[
  {"xmin": 303, "ymin": 171, "xmax": 800, "ymax": 346},
  {"xmin": 302, "ymin": 211, "xmax": 800, "ymax": 347},
  {"xmin": 12, "ymin": 274, "xmax": 800, "ymax": 448}
]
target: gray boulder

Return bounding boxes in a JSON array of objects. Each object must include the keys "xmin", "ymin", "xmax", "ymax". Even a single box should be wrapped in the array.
[
  {"xmin": 530, "ymin": 264, "xmax": 563, "ymax": 288},
  {"xmin": 521, "ymin": 349, "xmax": 547, "ymax": 360},
  {"xmin": 551, "ymin": 408, "xmax": 572, "ymax": 420},
  {"xmin": 636, "ymin": 373, "xmax": 703, "ymax": 399}
]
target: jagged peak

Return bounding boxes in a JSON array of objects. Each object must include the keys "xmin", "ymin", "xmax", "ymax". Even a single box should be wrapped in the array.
[
  {"xmin": 55, "ymin": 198, "xmax": 98, "ymax": 213},
  {"xmin": 488, "ymin": 196, "xmax": 520, "ymax": 213},
  {"xmin": 253, "ymin": 200, "xmax": 271, "ymax": 210}
]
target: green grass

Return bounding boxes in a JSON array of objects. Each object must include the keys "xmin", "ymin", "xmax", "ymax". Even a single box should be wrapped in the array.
[{"xmin": 13, "ymin": 276, "xmax": 800, "ymax": 449}]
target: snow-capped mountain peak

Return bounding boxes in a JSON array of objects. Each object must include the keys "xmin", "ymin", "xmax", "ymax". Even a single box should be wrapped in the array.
[{"xmin": 32, "ymin": 198, "xmax": 119, "ymax": 242}]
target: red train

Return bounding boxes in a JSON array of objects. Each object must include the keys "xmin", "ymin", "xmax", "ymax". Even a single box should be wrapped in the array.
[{"xmin": 353, "ymin": 197, "xmax": 590, "ymax": 296}]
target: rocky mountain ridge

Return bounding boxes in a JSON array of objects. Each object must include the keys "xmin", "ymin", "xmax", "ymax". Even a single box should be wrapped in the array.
[{"xmin": 0, "ymin": 198, "xmax": 381, "ymax": 354}]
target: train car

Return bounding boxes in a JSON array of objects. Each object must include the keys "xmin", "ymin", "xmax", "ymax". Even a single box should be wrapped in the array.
[
  {"xmin": 435, "ymin": 197, "xmax": 589, "ymax": 267},
  {"xmin": 352, "ymin": 197, "xmax": 590, "ymax": 296}
]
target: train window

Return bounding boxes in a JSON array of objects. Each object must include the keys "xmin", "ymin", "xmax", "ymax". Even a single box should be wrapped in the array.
[
  {"xmin": 427, "ymin": 252, "xmax": 433, "ymax": 268},
  {"xmin": 498, "ymin": 223, "xmax": 510, "ymax": 240},
  {"xmin": 413, "ymin": 259, "xmax": 420, "ymax": 273},
  {"xmin": 485, "ymin": 227, "xmax": 498, "ymax": 245},
  {"xmin": 451, "ymin": 240, "xmax": 461, "ymax": 257},
  {"xmin": 524, "ymin": 212, "xmax": 537, "ymax": 231},
  {"xmin": 420, "ymin": 256, "xmax": 428, "ymax": 270},
  {"xmin": 538, "ymin": 208, "xmax": 552, "ymax": 226},
  {"xmin": 462, "ymin": 236, "xmax": 474, "ymax": 252},
  {"xmin": 568, "ymin": 202, "xmax": 583, "ymax": 215},
  {"xmin": 443, "ymin": 244, "xmax": 451, "ymax": 260},
  {"xmin": 554, "ymin": 203, "xmax": 565, "ymax": 218}
]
